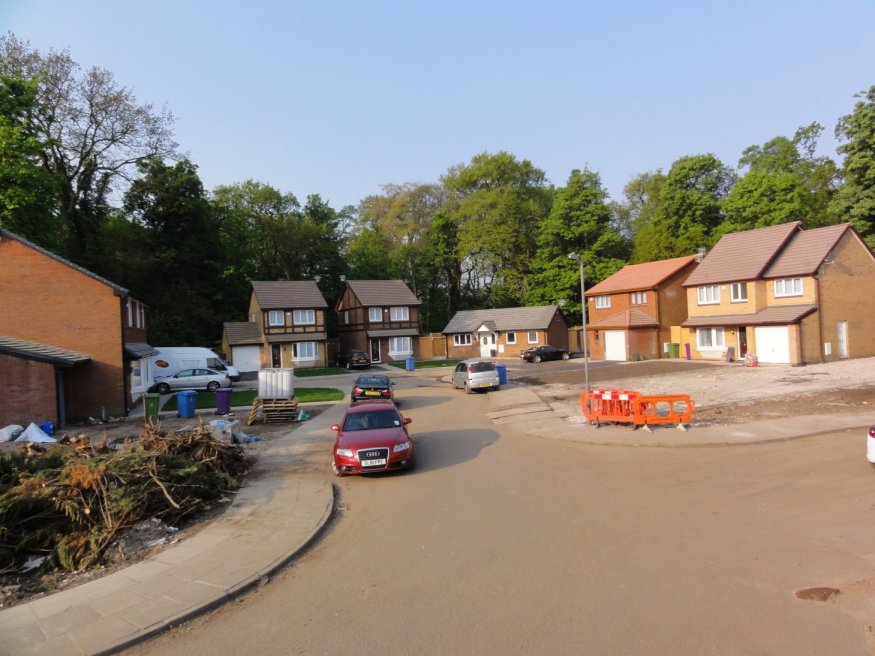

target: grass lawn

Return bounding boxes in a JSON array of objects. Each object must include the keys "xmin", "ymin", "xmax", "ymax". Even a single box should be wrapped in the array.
[
  {"xmin": 160, "ymin": 387, "xmax": 344, "ymax": 411},
  {"xmin": 294, "ymin": 367, "xmax": 346, "ymax": 377},
  {"xmin": 387, "ymin": 359, "xmax": 461, "ymax": 370}
]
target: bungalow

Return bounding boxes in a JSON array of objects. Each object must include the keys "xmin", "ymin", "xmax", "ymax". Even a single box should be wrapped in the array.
[{"xmin": 442, "ymin": 305, "xmax": 568, "ymax": 360}]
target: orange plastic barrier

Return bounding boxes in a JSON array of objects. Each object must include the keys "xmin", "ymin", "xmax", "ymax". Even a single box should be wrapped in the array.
[{"xmin": 580, "ymin": 389, "xmax": 695, "ymax": 430}]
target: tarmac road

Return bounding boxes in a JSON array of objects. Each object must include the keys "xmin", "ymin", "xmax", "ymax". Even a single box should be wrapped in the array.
[{"xmin": 124, "ymin": 376, "xmax": 873, "ymax": 656}]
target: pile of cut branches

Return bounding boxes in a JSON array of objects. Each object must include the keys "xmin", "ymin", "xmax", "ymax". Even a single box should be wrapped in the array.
[{"xmin": 0, "ymin": 422, "xmax": 248, "ymax": 573}]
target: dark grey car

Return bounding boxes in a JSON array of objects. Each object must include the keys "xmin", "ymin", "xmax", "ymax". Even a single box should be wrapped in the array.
[{"xmin": 451, "ymin": 360, "xmax": 500, "ymax": 393}]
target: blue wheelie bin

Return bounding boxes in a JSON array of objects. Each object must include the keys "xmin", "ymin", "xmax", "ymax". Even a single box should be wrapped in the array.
[
  {"xmin": 496, "ymin": 364, "xmax": 507, "ymax": 385},
  {"xmin": 177, "ymin": 390, "xmax": 197, "ymax": 419},
  {"xmin": 405, "ymin": 356, "xmax": 415, "ymax": 372}
]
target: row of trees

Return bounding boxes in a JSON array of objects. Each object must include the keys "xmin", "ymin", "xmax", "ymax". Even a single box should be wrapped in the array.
[{"xmin": 2, "ymin": 33, "xmax": 875, "ymax": 347}]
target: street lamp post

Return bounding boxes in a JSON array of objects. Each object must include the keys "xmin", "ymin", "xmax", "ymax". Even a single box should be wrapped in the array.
[{"xmin": 567, "ymin": 252, "xmax": 590, "ymax": 395}]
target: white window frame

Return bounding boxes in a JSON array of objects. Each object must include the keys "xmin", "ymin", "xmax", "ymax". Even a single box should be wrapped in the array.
[
  {"xmin": 389, "ymin": 336, "xmax": 413, "ymax": 356},
  {"xmin": 369, "ymin": 307, "xmax": 382, "ymax": 322},
  {"xmin": 127, "ymin": 300, "xmax": 133, "ymax": 327},
  {"xmin": 343, "ymin": 310, "xmax": 349, "ymax": 324},
  {"xmin": 506, "ymin": 332, "xmax": 516, "ymax": 344},
  {"xmin": 527, "ymin": 331, "xmax": 538, "ymax": 344},
  {"xmin": 630, "ymin": 291, "xmax": 646, "ymax": 305},
  {"xmin": 697, "ymin": 285, "xmax": 720, "ymax": 305},
  {"xmin": 730, "ymin": 282, "xmax": 748, "ymax": 303},
  {"xmin": 773, "ymin": 278, "xmax": 803, "ymax": 297},
  {"xmin": 138, "ymin": 303, "xmax": 145, "ymax": 329},
  {"xmin": 293, "ymin": 309, "xmax": 315, "ymax": 325},
  {"xmin": 453, "ymin": 334, "xmax": 472, "ymax": 346},
  {"xmin": 390, "ymin": 306, "xmax": 409, "ymax": 321},
  {"xmin": 594, "ymin": 295, "xmax": 611, "ymax": 309},
  {"xmin": 292, "ymin": 341, "xmax": 318, "ymax": 360},
  {"xmin": 696, "ymin": 327, "xmax": 725, "ymax": 350},
  {"xmin": 268, "ymin": 310, "xmax": 284, "ymax": 326}
]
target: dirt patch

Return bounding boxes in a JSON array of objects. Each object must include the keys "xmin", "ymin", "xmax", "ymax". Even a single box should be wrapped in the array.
[{"xmin": 0, "ymin": 405, "xmax": 332, "ymax": 610}]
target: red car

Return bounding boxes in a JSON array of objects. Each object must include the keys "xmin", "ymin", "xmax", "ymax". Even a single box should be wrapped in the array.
[{"xmin": 331, "ymin": 400, "xmax": 415, "ymax": 476}]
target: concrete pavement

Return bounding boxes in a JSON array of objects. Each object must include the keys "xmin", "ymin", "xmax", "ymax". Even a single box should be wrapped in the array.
[{"xmin": 2, "ymin": 367, "xmax": 872, "ymax": 655}]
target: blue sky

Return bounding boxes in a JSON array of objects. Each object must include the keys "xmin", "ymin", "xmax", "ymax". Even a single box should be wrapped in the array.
[{"xmin": 3, "ymin": 1, "xmax": 874, "ymax": 209}]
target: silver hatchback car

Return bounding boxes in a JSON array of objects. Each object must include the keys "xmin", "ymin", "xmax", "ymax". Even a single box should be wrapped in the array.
[{"xmin": 451, "ymin": 360, "xmax": 500, "ymax": 393}]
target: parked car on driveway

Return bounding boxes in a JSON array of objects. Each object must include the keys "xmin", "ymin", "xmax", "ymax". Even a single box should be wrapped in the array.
[
  {"xmin": 150, "ymin": 368, "xmax": 231, "ymax": 394},
  {"xmin": 336, "ymin": 349, "xmax": 371, "ymax": 369},
  {"xmin": 331, "ymin": 399, "xmax": 415, "ymax": 476},
  {"xmin": 351, "ymin": 374, "xmax": 394, "ymax": 402},
  {"xmin": 521, "ymin": 345, "xmax": 571, "ymax": 363},
  {"xmin": 451, "ymin": 360, "xmax": 500, "ymax": 393}
]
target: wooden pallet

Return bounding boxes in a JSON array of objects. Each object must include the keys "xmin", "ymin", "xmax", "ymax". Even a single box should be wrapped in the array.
[{"xmin": 247, "ymin": 397, "xmax": 299, "ymax": 425}]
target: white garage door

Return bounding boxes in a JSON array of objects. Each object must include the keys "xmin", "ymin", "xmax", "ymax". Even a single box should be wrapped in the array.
[
  {"xmin": 231, "ymin": 345, "xmax": 262, "ymax": 372},
  {"xmin": 604, "ymin": 330, "xmax": 627, "ymax": 361},
  {"xmin": 754, "ymin": 326, "xmax": 790, "ymax": 364}
]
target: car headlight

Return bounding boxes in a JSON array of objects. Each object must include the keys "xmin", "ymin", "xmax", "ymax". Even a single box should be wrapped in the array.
[
  {"xmin": 393, "ymin": 441, "xmax": 410, "ymax": 453},
  {"xmin": 336, "ymin": 448, "xmax": 354, "ymax": 458}
]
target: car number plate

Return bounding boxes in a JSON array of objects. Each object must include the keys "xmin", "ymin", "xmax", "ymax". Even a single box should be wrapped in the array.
[
  {"xmin": 364, "ymin": 390, "xmax": 381, "ymax": 396},
  {"xmin": 361, "ymin": 458, "xmax": 387, "ymax": 467},
  {"xmin": 479, "ymin": 382, "xmax": 492, "ymax": 387}
]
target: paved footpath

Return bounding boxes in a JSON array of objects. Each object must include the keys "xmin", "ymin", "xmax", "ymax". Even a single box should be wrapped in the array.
[{"xmin": 2, "ymin": 370, "xmax": 872, "ymax": 655}]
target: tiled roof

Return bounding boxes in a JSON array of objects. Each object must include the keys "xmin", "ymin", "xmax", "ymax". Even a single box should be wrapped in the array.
[
  {"xmin": 124, "ymin": 343, "xmax": 159, "ymax": 358},
  {"xmin": 1, "ymin": 228, "xmax": 133, "ymax": 298},
  {"xmin": 347, "ymin": 280, "xmax": 420, "ymax": 306},
  {"xmin": 442, "ymin": 306, "xmax": 560, "ymax": 333},
  {"xmin": 681, "ymin": 304, "xmax": 816, "ymax": 327},
  {"xmin": 223, "ymin": 322, "xmax": 263, "ymax": 345},
  {"xmin": 587, "ymin": 310, "xmax": 658, "ymax": 329},
  {"xmin": 251, "ymin": 281, "xmax": 328, "ymax": 309},
  {"xmin": 762, "ymin": 224, "xmax": 851, "ymax": 279},
  {"xmin": 683, "ymin": 222, "xmax": 802, "ymax": 286},
  {"xmin": 0, "ymin": 335, "xmax": 91, "ymax": 366},
  {"xmin": 586, "ymin": 255, "xmax": 697, "ymax": 295}
]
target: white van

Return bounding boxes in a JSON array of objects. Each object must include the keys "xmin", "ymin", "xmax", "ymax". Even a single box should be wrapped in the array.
[{"xmin": 152, "ymin": 347, "xmax": 240, "ymax": 382}]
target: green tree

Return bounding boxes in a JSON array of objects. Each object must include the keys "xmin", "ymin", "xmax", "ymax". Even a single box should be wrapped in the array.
[
  {"xmin": 528, "ymin": 169, "xmax": 628, "ymax": 320},
  {"xmin": 832, "ymin": 86, "xmax": 875, "ymax": 247},
  {"xmin": 632, "ymin": 154, "xmax": 734, "ymax": 261},
  {"xmin": 442, "ymin": 151, "xmax": 552, "ymax": 306},
  {"xmin": 0, "ymin": 34, "xmax": 177, "ymax": 258},
  {"xmin": 619, "ymin": 171, "xmax": 666, "ymax": 263},
  {"xmin": 0, "ymin": 74, "xmax": 59, "ymax": 247},
  {"xmin": 721, "ymin": 124, "xmax": 838, "ymax": 233},
  {"xmin": 124, "ymin": 158, "xmax": 223, "ymax": 345}
]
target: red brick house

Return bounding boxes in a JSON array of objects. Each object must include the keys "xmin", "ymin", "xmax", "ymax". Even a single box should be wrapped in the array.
[
  {"xmin": 584, "ymin": 255, "xmax": 698, "ymax": 361},
  {"xmin": 244, "ymin": 281, "xmax": 330, "ymax": 369},
  {"xmin": 0, "ymin": 229, "xmax": 155, "ymax": 426},
  {"xmin": 442, "ymin": 306, "xmax": 569, "ymax": 360},
  {"xmin": 335, "ymin": 280, "xmax": 421, "ymax": 364}
]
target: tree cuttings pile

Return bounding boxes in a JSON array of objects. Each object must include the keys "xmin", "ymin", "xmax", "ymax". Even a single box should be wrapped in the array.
[{"xmin": 0, "ymin": 422, "xmax": 248, "ymax": 573}]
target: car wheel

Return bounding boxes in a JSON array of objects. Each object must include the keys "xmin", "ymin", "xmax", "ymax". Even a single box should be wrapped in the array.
[
  {"xmin": 331, "ymin": 459, "xmax": 346, "ymax": 477},
  {"xmin": 561, "ymin": 352, "xmax": 570, "ymax": 360},
  {"xmin": 464, "ymin": 382, "xmax": 472, "ymax": 394},
  {"xmin": 533, "ymin": 355, "xmax": 542, "ymax": 363},
  {"xmin": 207, "ymin": 381, "xmax": 220, "ymax": 392},
  {"xmin": 156, "ymin": 383, "xmax": 171, "ymax": 395},
  {"xmin": 406, "ymin": 457, "xmax": 416, "ymax": 472}
]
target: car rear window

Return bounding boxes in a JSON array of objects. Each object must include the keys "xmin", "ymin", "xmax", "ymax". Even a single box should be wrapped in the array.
[
  {"xmin": 357, "ymin": 376, "xmax": 388, "ymax": 386},
  {"xmin": 343, "ymin": 409, "xmax": 402, "ymax": 431},
  {"xmin": 469, "ymin": 362, "xmax": 496, "ymax": 373}
]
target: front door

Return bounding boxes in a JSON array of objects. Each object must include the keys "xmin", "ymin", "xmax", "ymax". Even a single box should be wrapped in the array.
[
  {"xmin": 479, "ymin": 333, "xmax": 496, "ymax": 357},
  {"xmin": 370, "ymin": 338, "xmax": 381, "ymax": 363},
  {"xmin": 271, "ymin": 344, "xmax": 281, "ymax": 367},
  {"xmin": 737, "ymin": 327, "xmax": 748, "ymax": 358},
  {"xmin": 837, "ymin": 321, "xmax": 849, "ymax": 358}
]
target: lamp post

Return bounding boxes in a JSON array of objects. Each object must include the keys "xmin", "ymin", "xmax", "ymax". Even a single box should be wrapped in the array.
[{"xmin": 567, "ymin": 252, "xmax": 590, "ymax": 395}]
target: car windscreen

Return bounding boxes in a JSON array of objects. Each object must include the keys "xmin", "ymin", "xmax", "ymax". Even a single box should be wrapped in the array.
[
  {"xmin": 469, "ymin": 362, "xmax": 496, "ymax": 373},
  {"xmin": 343, "ymin": 409, "xmax": 402, "ymax": 431}
]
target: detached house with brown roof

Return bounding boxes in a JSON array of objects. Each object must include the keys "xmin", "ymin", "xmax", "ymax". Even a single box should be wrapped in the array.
[
  {"xmin": 584, "ymin": 255, "xmax": 698, "ymax": 361},
  {"xmin": 335, "ymin": 280, "xmax": 421, "ymax": 364},
  {"xmin": 442, "ymin": 305, "xmax": 568, "ymax": 360},
  {"xmin": 244, "ymin": 281, "xmax": 330, "ymax": 369},
  {"xmin": 0, "ymin": 229, "xmax": 156, "ymax": 426},
  {"xmin": 680, "ymin": 221, "xmax": 875, "ymax": 364}
]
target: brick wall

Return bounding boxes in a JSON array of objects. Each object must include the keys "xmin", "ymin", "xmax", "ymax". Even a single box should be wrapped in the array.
[
  {"xmin": 0, "ymin": 237, "xmax": 126, "ymax": 420},
  {"xmin": 0, "ymin": 353, "xmax": 58, "ymax": 427}
]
